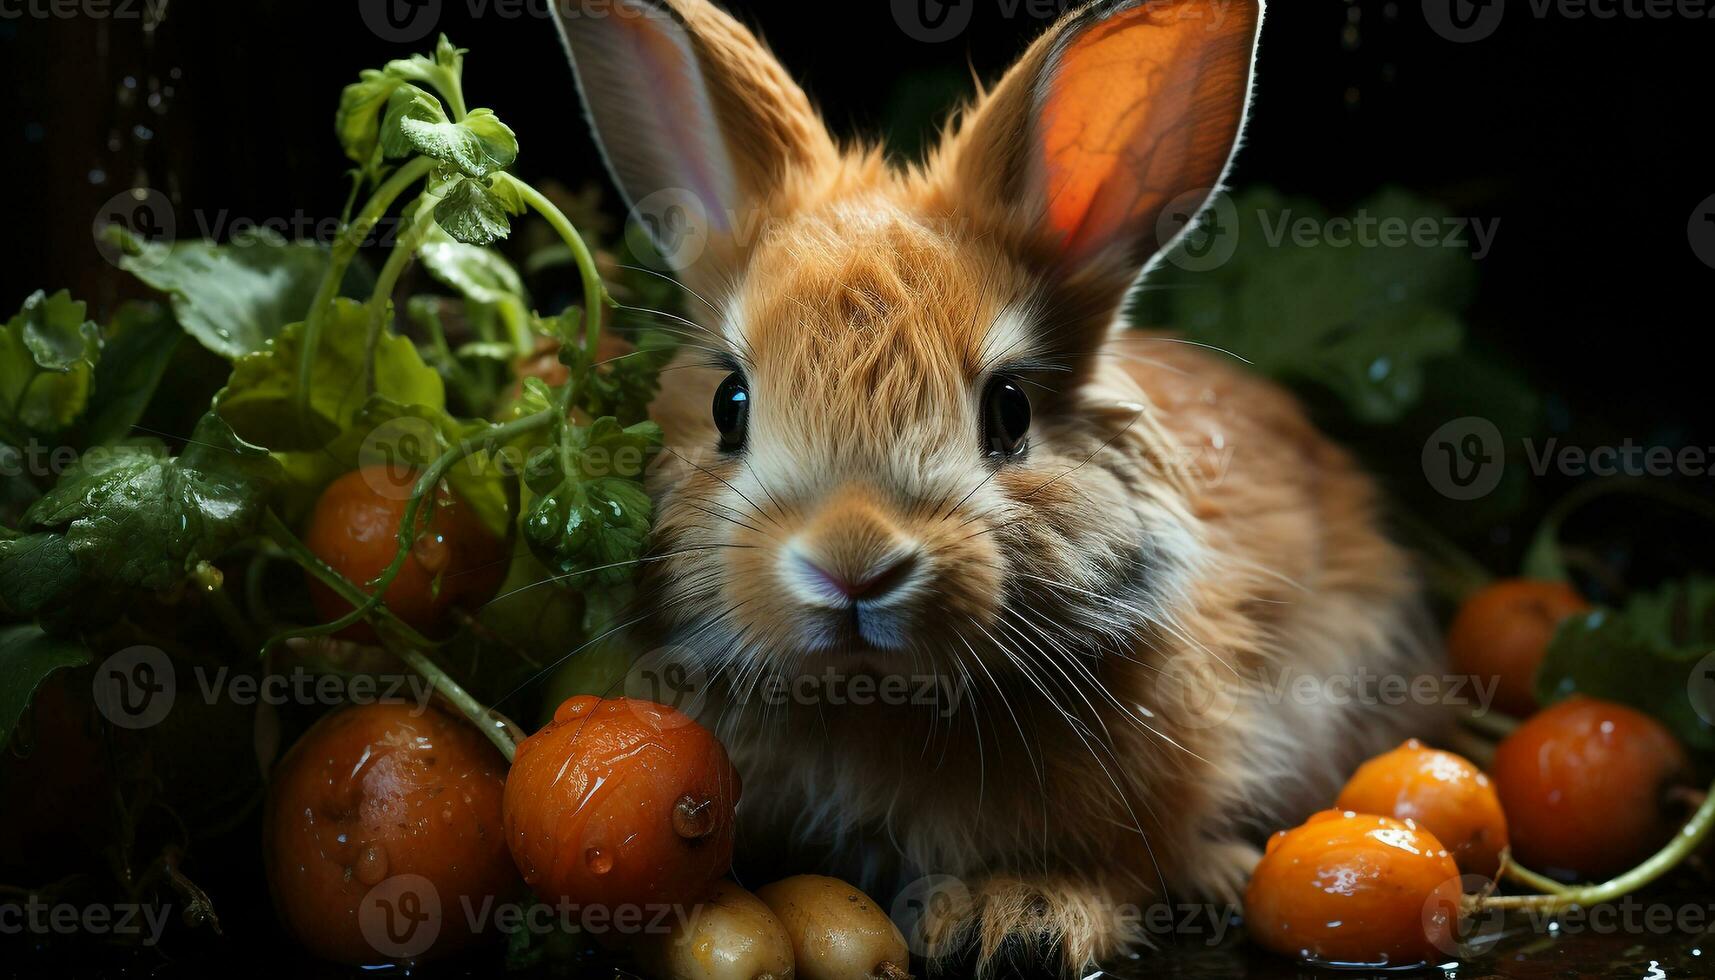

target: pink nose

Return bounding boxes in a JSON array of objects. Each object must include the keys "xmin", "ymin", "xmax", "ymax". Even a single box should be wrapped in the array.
[{"xmin": 795, "ymin": 551, "xmax": 919, "ymax": 603}]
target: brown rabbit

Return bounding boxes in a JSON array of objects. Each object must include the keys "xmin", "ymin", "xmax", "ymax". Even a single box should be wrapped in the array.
[{"xmin": 552, "ymin": 0, "xmax": 1440, "ymax": 973}]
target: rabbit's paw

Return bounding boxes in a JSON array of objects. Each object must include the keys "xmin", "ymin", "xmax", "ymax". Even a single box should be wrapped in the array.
[{"xmin": 912, "ymin": 874, "xmax": 1140, "ymax": 978}]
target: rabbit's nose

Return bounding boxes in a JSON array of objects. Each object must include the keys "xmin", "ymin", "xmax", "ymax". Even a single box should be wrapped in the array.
[{"xmin": 790, "ymin": 550, "xmax": 920, "ymax": 605}]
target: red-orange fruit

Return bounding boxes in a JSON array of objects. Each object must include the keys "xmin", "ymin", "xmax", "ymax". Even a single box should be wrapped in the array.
[
  {"xmin": 503, "ymin": 696, "xmax": 740, "ymax": 913},
  {"xmin": 1492, "ymin": 696, "xmax": 1691, "ymax": 878},
  {"xmin": 303, "ymin": 466, "xmax": 506, "ymax": 639},
  {"xmin": 1446, "ymin": 578, "xmax": 1590, "ymax": 717},
  {"xmin": 263, "ymin": 702, "xmax": 520, "ymax": 964},
  {"xmin": 1336, "ymin": 740, "xmax": 1509, "ymax": 878},
  {"xmin": 1245, "ymin": 809, "xmax": 1463, "ymax": 968}
]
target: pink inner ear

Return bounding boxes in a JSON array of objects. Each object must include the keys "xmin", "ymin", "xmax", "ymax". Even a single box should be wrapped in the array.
[{"xmin": 1036, "ymin": 2, "xmax": 1258, "ymax": 266}]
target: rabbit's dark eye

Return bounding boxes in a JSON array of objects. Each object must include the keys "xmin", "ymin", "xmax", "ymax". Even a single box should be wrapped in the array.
[
  {"xmin": 713, "ymin": 372, "xmax": 750, "ymax": 452},
  {"xmin": 982, "ymin": 376, "xmax": 1031, "ymax": 457}
]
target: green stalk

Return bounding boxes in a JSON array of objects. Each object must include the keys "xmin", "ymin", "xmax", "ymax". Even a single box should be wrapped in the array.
[
  {"xmin": 394, "ymin": 646, "xmax": 517, "ymax": 761},
  {"xmin": 362, "ymin": 193, "xmax": 440, "ymax": 392},
  {"xmin": 502, "ymin": 175, "xmax": 606, "ymax": 360},
  {"xmin": 296, "ymin": 156, "xmax": 436, "ymax": 420},
  {"xmin": 1479, "ymin": 776, "xmax": 1715, "ymax": 912},
  {"xmin": 259, "ymin": 510, "xmax": 439, "ymax": 652}
]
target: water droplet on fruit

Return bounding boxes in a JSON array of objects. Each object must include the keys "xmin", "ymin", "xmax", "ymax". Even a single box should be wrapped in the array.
[
  {"xmin": 585, "ymin": 847, "xmax": 613, "ymax": 875},
  {"xmin": 672, "ymin": 795, "xmax": 716, "ymax": 840},
  {"xmin": 356, "ymin": 843, "xmax": 390, "ymax": 885}
]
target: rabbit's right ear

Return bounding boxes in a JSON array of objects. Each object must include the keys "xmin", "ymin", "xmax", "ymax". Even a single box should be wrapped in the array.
[{"xmin": 551, "ymin": 0, "xmax": 837, "ymax": 280}]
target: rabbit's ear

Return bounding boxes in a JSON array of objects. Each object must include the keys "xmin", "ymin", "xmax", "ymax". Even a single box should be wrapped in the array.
[
  {"xmin": 943, "ymin": 0, "xmax": 1261, "ymax": 293},
  {"xmin": 551, "ymin": 0, "xmax": 836, "ymax": 260}
]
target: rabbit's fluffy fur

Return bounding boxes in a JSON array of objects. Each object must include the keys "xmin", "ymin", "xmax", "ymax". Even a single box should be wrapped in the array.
[{"xmin": 554, "ymin": 0, "xmax": 1440, "ymax": 972}]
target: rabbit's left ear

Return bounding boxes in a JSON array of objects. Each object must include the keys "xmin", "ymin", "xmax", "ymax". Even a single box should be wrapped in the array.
[{"xmin": 942, "ymin": 0, "xmax": 1262, "ymax": 296}]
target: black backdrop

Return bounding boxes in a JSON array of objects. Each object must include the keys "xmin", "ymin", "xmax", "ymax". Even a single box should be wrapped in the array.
[{"xmin": 5, "ymin": 0, "xmax": 1713, "ymax": 572}]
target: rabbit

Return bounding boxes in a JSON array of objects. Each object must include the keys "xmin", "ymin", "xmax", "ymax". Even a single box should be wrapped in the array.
[{"xmin": 551, "ymin": 0, "xmax": 1441, "ymax": 974}]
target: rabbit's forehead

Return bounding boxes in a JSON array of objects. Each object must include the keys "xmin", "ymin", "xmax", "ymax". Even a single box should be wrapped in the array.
[{"xmin": 734, "ymin": 203, "xmax": 1034, "ymax": 388}]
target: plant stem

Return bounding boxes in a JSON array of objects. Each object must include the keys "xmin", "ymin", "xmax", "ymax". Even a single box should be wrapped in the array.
[
  {"xmin": 259, "ymin": 509, "xmax": 439, "ymax": 652},
  {"xmin": 1479, "ymin": 775, "xmax": 1715, "ymax": 911},
  {"xmin": 362, "ymin": 193, "xmax": 439, "ymax": 392},
  {"xmin": 503, "ymin": 175, "xmax": 606, "ymax": 361},
  {"xmin": 394, "ymin": 646, "xmax": 517, "ymax": 761},
  {"xmin": 296, "ymin": 156, "xmax": 436, "ymax": 421}
]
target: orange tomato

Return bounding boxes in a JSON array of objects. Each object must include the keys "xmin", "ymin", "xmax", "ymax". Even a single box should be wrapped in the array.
[
  {"xmin": 1492, "ymin": 696, "xmax": 1691, "ymax": 879},
  {"xmin": 1245, "ymin": 809, "xmax": 1463, "ymax": 968},
  {"xmin": 263, "ymin": 703, "xmax": 520, "ymax": 964},
  {"xmin": 503, "ymin": 696, "xmax": 740, "ymax": 913},
  {"xmin": 1446, "ymin": 579, "xmax": 1589, "ymax": 717},
  {"xmin": 1336, "ymin": 740, "xmax": 1509, "ymax": 878},
  {"xmin": 303, "ymin": 467, "xmax": 506, "ymax": 639}
]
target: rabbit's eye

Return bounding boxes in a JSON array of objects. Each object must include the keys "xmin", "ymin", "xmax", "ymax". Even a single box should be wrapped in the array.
[
  {"xmin": 712, "ymin": 372, "xmax": 750, "ymax": 452},
  {"xmin": 982, "ymin": 376, "xmax": 1031, "ymax": 457}
]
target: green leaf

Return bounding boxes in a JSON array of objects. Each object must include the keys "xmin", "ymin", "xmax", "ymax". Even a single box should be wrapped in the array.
[
  {"xmin": 0, "ymin": 532, "xmax": 83, "ymax": 616},
  {"xmin": 434, "ymin": 177, "xmax": 513, "ymax": 246},
  {"xmin": 336, "ymin": 69, "xmax": 406, "ymax": 181},
  {"xmin": 0, "ymin": 624, "xmax": 91, "ymax": 755},
  {"xmin": 21, "ymin": 413, "xmax": 281, "ymax": 591},
  {"xmin": 76, "ymin": 301, "xmax": 182, "ymax": 447},
  {"xmin": 381, "ymin": 85, "xmax": 516, "ymax": 180},
  {"xmin": 1, "ymin": 289, "xmax": 102, "ymax": 436},
  {"xmin": 382, "ymin": 35, "xmax": 466, "ymax": 105},
  {"xmin": 1134, "ymin": 187, "xmax": 1475, "ymax": 425},
  {"xmin": 217, "ymin": 299, "xmax": 445, "ymax": 452},
  {"xmin": 522, "ymin": 418, "xmax": 662, "ymax": 586},
  {"xmin": 1536, "ymin": 577, "xmax": 1715, "ymax": 752},
  {"xmin": 107, "ymin": 226, "xmax": 348, "ymax": 359},
  {"xmin": 418, "ymin": 234, "xmax": 527, "ymax": 308}
]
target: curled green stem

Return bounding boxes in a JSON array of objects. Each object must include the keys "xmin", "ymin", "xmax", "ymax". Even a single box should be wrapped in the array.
[
  {"xmin": 297, "ymin": 156, "xmax": 436, "ymax": 421},
  {"xmin": 499, "ymin": 175, "xmax": 608, "ymax": 418},
  {"xmin": 1479, "ymin": 775, "xmax": 1715, "ymax": 912}
]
